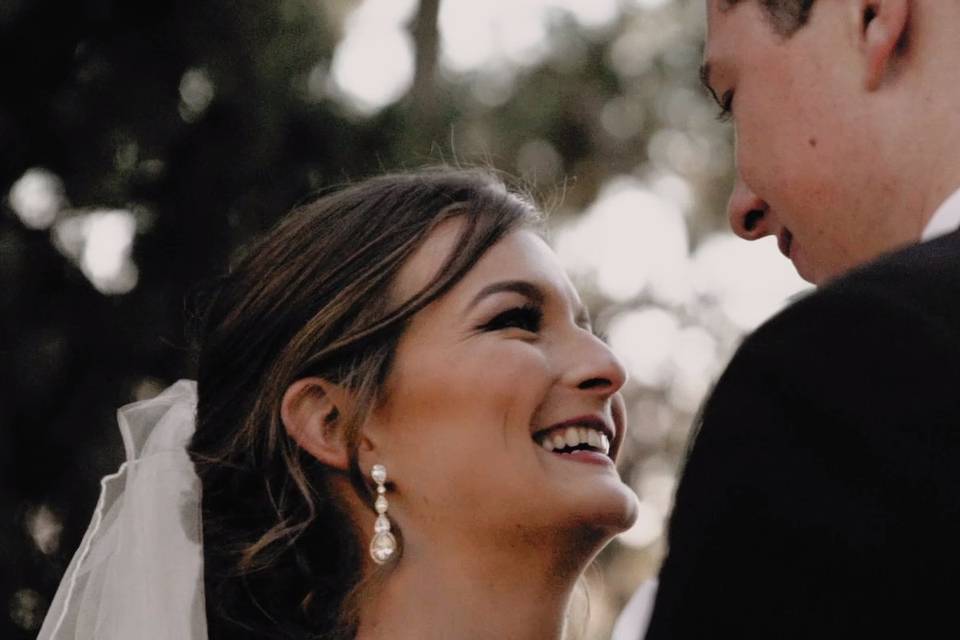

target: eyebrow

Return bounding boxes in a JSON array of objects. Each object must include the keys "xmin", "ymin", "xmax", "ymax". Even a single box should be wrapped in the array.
[
  {"xmin": 467, "ymin": 280, "xmax": 545, "ymax": 310},
  {"xmin": 467, "ymin": 279, "xmax": 591, "ymax": 326}
]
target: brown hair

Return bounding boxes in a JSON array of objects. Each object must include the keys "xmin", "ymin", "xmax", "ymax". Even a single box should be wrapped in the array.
[
  {"xmin": 724, "ymin": 0, "xmax": 816, "ymax": 35},
  {"xmin": 187, "ymin": 168, "xmax": 540, "ymax": 639}
]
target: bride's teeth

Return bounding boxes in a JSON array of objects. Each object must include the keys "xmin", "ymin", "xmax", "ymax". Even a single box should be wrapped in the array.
[
  {"xmin": 536, "ymin": 425, "xmax": 612, "ymax": 455},
  {"xmin": 552, "ymin": 432, "xmax": 567, "ymax": 450},
  {"xmin": 587, "ymin": 429, "xmax": 601, "ymax": 448}
]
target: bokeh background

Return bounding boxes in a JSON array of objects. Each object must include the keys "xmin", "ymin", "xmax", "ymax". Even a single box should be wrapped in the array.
[{"xmin": 0, "ymin": 0, "xmax": 810, "ymax": 637}]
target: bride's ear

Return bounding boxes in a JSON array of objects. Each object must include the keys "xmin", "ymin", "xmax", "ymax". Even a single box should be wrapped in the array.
[{"xmin": 281, "ymin": 377, "xmax": 353, "ymax": 470}]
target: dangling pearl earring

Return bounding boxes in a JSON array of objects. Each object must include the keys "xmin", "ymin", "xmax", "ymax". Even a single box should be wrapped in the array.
[{"xmin": 369, "ymin": 464, "xmax": 398, "ymax": 564}]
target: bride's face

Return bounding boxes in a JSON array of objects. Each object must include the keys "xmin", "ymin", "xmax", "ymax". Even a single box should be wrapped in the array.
[{"xmin": 361, "ymin": 218, "xmax": 638, "ymax": 555}]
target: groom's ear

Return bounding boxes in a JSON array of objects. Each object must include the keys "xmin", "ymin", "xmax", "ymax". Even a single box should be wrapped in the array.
[
  {"xmin": 281, "ymin": 377, "xmax": 353, "ymax": 470},
  {"xmin": 858, "ymin": 0, "xmax": 909, "ymax": 91}
]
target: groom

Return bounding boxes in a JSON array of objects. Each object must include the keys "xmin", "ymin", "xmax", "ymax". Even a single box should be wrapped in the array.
[{"xmin": 643, "ymin": 1, "xmax": 960, "ymax": 638}]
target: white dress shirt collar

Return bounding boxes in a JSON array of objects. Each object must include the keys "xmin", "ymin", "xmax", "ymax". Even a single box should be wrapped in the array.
[{"xmin": 922, "ymin": 186, "xmax": 960, "ymax": 241}]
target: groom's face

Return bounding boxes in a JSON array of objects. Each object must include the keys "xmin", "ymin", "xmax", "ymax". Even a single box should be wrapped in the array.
[{"xmin": 703, "ymin": 0, "xmax": 888, "ymax": 284}]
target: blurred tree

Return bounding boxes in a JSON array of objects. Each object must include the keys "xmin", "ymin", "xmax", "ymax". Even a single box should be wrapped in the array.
[{"xmin": 409, "ymin": 0, "xmax": 441, "ymax": 134}]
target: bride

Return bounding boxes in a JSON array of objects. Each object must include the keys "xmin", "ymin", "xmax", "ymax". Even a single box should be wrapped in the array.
[{"xmin": 39, "ymin": 169, "xmax": 639, "ymax": 639}]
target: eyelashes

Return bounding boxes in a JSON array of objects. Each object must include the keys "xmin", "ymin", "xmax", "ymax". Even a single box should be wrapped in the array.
[
  {"xmin": 478, "ymin": 304, "xmax": 608, "ymax": 343},
  {"xmin": 479, "ymin": 304, "xmax": 544, "ymax": 334}
]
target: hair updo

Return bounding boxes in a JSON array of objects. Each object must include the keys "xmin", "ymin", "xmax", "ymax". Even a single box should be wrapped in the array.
[{"xmin": 187, "ymin": 169, "xmax": 540, "ymax": 639}]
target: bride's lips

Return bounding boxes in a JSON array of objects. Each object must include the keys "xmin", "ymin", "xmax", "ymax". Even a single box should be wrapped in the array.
[{"xmin": 531, "ymin": 415, "xmax": 619, "ymax": 466}]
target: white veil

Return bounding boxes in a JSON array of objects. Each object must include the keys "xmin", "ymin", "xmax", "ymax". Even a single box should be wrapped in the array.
[{"xmin": 37, "ymin": 380, "xmax": 208, "ymax": 640}]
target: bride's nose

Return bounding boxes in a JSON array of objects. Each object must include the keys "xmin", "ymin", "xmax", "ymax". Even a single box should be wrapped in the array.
[{"xmin": 562, "ymin": 331, "xmax": 627, "ymax": 397}]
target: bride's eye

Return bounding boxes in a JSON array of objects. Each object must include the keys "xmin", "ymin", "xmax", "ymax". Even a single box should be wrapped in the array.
[{"xmin": 479, "ymin": 304, "xmax": 543, "ymax": 333}]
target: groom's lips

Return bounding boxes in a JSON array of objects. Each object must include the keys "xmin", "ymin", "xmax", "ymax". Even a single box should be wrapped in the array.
[{"xmin": 777, "ymin": 228, "xmax": 794, "ymax": 258}]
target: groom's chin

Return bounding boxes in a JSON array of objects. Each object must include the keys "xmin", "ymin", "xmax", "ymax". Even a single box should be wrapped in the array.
[
  {"xmin": 795, "ymin": 263, "xmax": 819, "ymax": 285},
  {"xmin": 788, "ymin": 242, "xmax": 822, "ymax": 285}
]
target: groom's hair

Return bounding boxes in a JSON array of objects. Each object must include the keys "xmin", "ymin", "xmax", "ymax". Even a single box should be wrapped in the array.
[{"xmin": 725, "ymin": 0, "xmax": 817, "ymax": 35}]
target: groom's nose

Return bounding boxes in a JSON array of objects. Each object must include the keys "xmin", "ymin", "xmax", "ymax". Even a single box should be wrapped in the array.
[{"xmin": 727, "ymin": 175, "xmax": 772, "ymax": 241}]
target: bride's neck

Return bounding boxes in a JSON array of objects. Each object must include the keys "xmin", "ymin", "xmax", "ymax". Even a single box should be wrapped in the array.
[{"xmin": 355, "ymin": 533, "xmax": 594, "ymax": 640}]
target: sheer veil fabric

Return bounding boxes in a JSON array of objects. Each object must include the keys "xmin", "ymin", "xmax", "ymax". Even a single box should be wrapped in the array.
[{"xmin": 38, "ymin": 380, "xmax": 208, "ymax": 640}]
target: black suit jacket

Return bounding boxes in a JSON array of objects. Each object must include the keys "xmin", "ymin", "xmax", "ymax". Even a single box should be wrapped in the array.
[{"xmin": 645, "ymin": 230, "xmax": 960, "ymax": 639}]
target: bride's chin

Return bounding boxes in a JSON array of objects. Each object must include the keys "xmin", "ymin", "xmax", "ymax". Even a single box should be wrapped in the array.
[
  {"xmin": 560, "ymin": 488, "xmax": 641, "ymax": 549},
  {"xmin": 580, "ymin": 485, "xmax": 640, "ymax": 545},
  {"xmin": 594, "ymin": 492, "xmax": 641, "ymax": 538}
]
